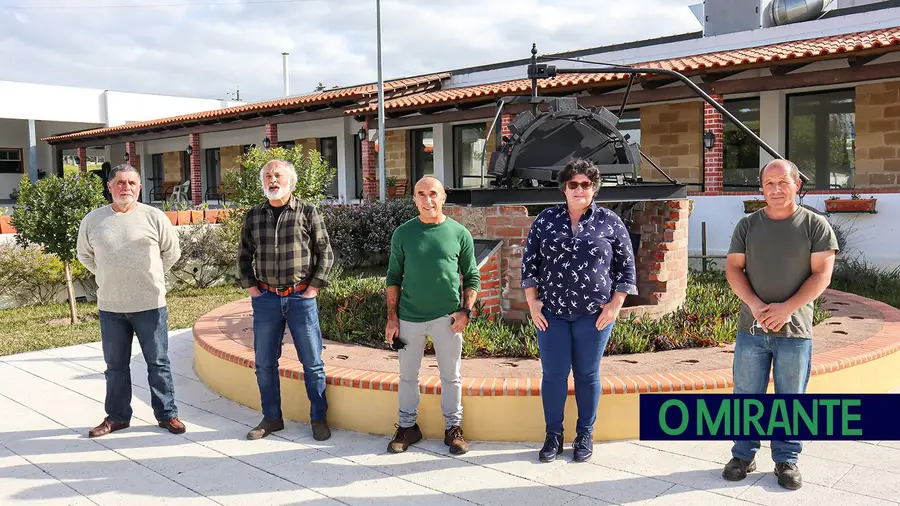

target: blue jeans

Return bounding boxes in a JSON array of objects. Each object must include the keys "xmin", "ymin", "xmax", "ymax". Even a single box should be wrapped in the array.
[
  {"xmin": 537, "ymin": 310, "xmax": 614, "ymax": 435},
  {"xmin": 251, "ymin": 291, "xmax": 327, "ymax": 421},
  {"xmin": 731, "ymin": 330, "xmax": 812, "ymax": 464},
  {"xmin": 98, "ymin": 307, "xmax": 178, "ymax": 424}
]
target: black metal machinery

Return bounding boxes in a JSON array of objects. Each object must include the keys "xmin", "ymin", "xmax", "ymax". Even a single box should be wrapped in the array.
[{"xmin": 444, "ymin": 44, "xmax": 808, "ymax": 206}]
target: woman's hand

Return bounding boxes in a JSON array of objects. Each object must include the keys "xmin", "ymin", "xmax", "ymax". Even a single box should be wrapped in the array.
[
  {"xmin": 528, "ymin": 299, "xmax": 548, "ymax": 332},
  {"xmin": 596, "ymin": 292, "xmax": 626, "ymax": 330}
]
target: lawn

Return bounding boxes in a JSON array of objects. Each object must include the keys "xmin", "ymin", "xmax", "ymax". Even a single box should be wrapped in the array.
[{"xmin": 0, "ymin": 285, "xmax": 246, "ymax": 357}]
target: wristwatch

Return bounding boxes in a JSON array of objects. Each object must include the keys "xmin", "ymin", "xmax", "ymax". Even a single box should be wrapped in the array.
[{"xmin": 457, "ymin": 307, "xmax": 471, "ymax": 317}]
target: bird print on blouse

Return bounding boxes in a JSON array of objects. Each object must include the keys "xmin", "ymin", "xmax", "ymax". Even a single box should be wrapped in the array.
[{"xmin": 521, "ymin": 203, "xmax": 638, "ymax": 315}]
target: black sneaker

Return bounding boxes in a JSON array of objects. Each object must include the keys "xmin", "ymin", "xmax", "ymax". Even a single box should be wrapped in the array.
[
  {"xmin": 775, "ymin": 462, "xmax": 802, "ymax": 490},
  {"xmin": 572, "ymin": 432, "xmax": 593, "ymax": 462},
  {"xmin": 539, "ymin": 432, "xmax": 563, "ymax": 462},
  {"xmin": 387, "ymin": 423, "xmax": 423, "ymax": 453},
  {"xmin": 722, "ymin": 457, "xmax": 756, "ymax": 481}
]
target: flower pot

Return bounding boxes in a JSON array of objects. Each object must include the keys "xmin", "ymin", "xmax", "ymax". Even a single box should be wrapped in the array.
[
  {"xmin": 204, "ymin": 209, "xmax": 219, "ymax": 224},
  {"xmin": 387, "ymin": 186, "xmax": 398, "ymax": 199},
  {"xmin": 191, "ymin": 210, "xmax": 204, "ymax": 223},
  {"xmin": 825, "ymin": 198, "xmax": 877, "ymax": 214},
  {"xmin": 164, "ymin": 211, "xmax": 178, "ymax": 226},
  {"xmin": 743, "ymin": 200, "xmax": 767, "ymax": 213},
  {"xmin": 0, "ymin": 216, "xmax": 15, "ymax": 234},
  {"xmin": 176, "ymin": 210, "xmax": 191, "ymax": 225}
]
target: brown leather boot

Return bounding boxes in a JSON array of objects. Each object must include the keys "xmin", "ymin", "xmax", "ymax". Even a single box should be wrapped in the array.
[
  {"xmin": 158, "ymin": 417, "xmax": 186, "ymax": 434},
  {"xmin": 311, "ymin": 419, "xmax": 331, "ymax": 441},
  {"xmin": 387, "ymin": 423, "xmax": 422, "ymax": 453},
  {"xmin": 88, "ymin": 418, "xmax": 130, "ymax": 438},
  {"xmin": 444, "ymin": 425, "xmax": 468, "ymax": 455},
  {"xmin": 247, "ymin": 417, "xmax": 284, "ymax": 440}
]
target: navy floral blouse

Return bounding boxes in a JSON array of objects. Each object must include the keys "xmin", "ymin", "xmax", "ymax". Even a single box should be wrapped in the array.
[{"xmin": 521, "ymin": 203, "xmax": 638, "ymax": 316}]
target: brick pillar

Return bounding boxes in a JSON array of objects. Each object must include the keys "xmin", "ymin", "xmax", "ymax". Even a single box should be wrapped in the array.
[
  {"xmin": 265, "ymin": 123, "xmax": 278, "ymax": 148},
  {"xmin": 627, "ymin": 200, "xmax": 690, "ymax": 318},
  {"xmin": 703, "ymin": 94, "xmax": 724, "ymax": 194},
  {"xmin": 77, "ymin": 147, "xmax": 87, "ymax": 174},
  {"xmin": 125, "ymin": 141, "xmax": 138, "ymax": 168},
  {"xmin": 361, "ymin": 122, "xmax": 378, "ymax": 200},
  {"xmin": 189, "ymin": 133, "xmax": 202, "ymax": 205},
  {"xmin": 477, "ymin": 251, "xmax": 502, "ymax": 316}
]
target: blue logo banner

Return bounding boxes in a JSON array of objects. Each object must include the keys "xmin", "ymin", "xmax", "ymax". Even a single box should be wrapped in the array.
[{"xmin": 639, "ymin": 394, "xmax": 900, "ymax": 440}]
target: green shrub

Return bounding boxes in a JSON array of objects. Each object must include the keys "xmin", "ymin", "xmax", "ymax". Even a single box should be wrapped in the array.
[
  {"xmin": 320, "ymin": 199, "xmax": 419, "ymax": 266},
  {"xmin": 220, "ymin": 145, "xmax": 335, "ymax": 209},
  {"xmin": 0, "ymin": 243, "xmax": 92, "ymax": 306},
  {"xmin": 168, "ymin": 221, "xmax": 236, "ymax": 290}
]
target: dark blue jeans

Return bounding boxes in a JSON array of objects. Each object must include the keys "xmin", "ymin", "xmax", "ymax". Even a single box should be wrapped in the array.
[
  {"xmin": 98, "ymin": 307, "xmax": 178, "ymax": 424},
  {"xmin": 537, "ymin": 310, "xmax": 614, "ymax": 435},
  {"xmin": 731, "ymin": 330, "xmax": 813, "ymax": 465},
  {"xmin": 251, "ymin": 291, "xmax": 327, "ymax": 421}
]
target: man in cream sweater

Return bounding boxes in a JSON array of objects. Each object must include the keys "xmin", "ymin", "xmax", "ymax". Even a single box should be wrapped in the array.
[{"xmin": 77, "ymin": 164, "xmax": 185, "ymax": 437}]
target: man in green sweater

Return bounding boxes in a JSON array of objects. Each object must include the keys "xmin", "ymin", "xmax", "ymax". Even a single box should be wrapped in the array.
[
  {"xmin": 77, "ymin": 164, "xmax": 185, "ymax": 438},
  {"xmin": 385, "ymin": 176, "xmax": 480, "ymax": 455}
]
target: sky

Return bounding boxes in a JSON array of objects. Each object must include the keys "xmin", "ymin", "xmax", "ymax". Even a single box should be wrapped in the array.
[{"xmin": 0, "ymin": 0, "xmax": 702, "ymax": 103}]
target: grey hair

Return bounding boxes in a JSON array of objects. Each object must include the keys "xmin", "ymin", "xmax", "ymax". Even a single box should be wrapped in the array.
[
  {"xmin": 108, "ymin": 164, "xmax": 140, "ymax": 181},
  {"xmin": 259, "ymin": 159, "xmax": 298, "ymax": 190},
  {"xmin": 760, "ymin": 159, "xmax": 801, "ymax": 182}
]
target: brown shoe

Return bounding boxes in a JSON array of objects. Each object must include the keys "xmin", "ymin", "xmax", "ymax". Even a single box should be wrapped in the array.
[
  {"xmin": 158, "ymin": 417, "xmax": 186, "ymax": 434},
  {"xmin": 311, "ymin": 419, "xmax": 331, "ymax": 441},
  {"xmin": 88, "ymin": 418, "xmax": 129, "ymax": 438},
  {"xmin": 247, "ymin": 417, "xmax": 284, "ymax": 440},
  {"xmin": 387, "ymin": 423, "xmax": 422, "ymax": 453},
  {"xmin": 444, "ymin": 425, "xmax": 468, "ymax": 455}
]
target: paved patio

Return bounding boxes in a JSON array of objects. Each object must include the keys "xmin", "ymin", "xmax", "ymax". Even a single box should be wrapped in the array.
[{"xmin": 1, "ymin": 329, "xmax": 898, "ymax": 505}]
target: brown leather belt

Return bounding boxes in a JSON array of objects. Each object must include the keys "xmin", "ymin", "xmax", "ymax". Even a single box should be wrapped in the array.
[{"xmin": 258, "ymin": 280, "xmax": 309, "ymax": 297}]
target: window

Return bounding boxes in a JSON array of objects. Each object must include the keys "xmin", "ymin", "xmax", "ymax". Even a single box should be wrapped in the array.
[
  {"xmin": 0, "ymin": 149, "xmax": 23, "ymax": 174},
  {"xmin": 722, "ymin": 98, "xmax": 761, "ymax": 190},
  {"xmin": 181, "ymin": 151, "xmax": 191, "ymax": 183},
  {"xmin": 615, "ymin": 110, "xmax": 641, "ymax": 176},
  {"xmin": 453, "ymin": 123, "xmax": 487, "ymax": 188},
  {"xmin": 410, "ymin": 128, "xmax": 434, "ymax": 182},
  {"xmin": 318, "ymin": 137, "xmax": 338, "ymax": 197},
  {"xmin": 278, "ymin": 140, "xmax": 295, "ymax": 149},
  {"xmin": 205, "ymin": 148, "xmax": 220, "ymax": 190},
  {"xmin": 353, "ymin": 136, "xmax": 363, "ymax": 199},
  {"xmin": 787, "ymin": 89, "xmax": 856, "ymax": 190}
]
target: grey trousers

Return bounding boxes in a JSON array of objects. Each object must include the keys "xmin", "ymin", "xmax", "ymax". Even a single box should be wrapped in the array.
[{"xmin": 398, "ymin": 316, "xmax": 463, "ymax": 429}]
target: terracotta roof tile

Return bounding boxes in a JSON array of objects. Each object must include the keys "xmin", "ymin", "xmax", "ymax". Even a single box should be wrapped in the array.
[
  {"xmin": 346, "ymin": 27, "xmax": 900, "ymax": 115},
  {"xmin": 41, "ymin": 73, "xmax": 449, "ymax": 142}
]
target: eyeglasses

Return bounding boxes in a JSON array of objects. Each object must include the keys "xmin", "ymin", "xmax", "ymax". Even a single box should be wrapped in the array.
[{"xmin": 566, "ymin": 181, "xmax": 593, "ymax": 190}]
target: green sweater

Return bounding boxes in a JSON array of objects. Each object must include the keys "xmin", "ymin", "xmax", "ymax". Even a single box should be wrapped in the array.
[{"xmin": 386, "ymin": 216, "xmax": 481, "ymax": 322}]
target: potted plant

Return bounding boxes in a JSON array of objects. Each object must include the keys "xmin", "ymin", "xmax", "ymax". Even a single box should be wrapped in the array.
[
  {"xmin": 824, "ymin": 194, "xmax": 877, "ymax": 214},
  {"xmin": 175, "ymin": 201, "xmax": 192, "ymax": 225},
  {"xmin": 386, "ymin": 176, "xmax": 398, "ymax": 199},
  {"xmin": 161, "ymin": 201, "xmax": 178, "ymax": 226},
  {"xmin": 190, "ymin": 203, "xmax": 206, "ymax": 224},
  {"xmin": 743, "ymin": 198, "xmax": 767, "ymax": 213},
  {"xmin": 0, "ymin": 211, "xmax": 15, "ymax": 234}
]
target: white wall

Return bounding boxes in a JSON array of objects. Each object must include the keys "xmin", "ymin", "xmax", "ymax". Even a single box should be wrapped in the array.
[
  {"xmin": 199, "ymin": 126, "xmax": 265, "ymax": 149},
  {"xmin": 689, "ymin": 194, "xmax": 900, "ymax": 268},
  {"xmin": 104, "ymin": 91, "xmax": 241, "ymax": 127}
]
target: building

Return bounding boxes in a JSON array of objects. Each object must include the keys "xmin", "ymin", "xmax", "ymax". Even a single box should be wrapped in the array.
[
  {"xmin": 37, "ymin": 0, "xmax": 900, "ymax": 266},
  {"xmin": 0, "ymin": 80, "xmax": 244, "ymax": 201}
]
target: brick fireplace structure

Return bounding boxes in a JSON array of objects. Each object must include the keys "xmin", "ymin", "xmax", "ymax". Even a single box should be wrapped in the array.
[{"xmin": 446, "ymin": 199, "xmax": 691, "ymax": 322}]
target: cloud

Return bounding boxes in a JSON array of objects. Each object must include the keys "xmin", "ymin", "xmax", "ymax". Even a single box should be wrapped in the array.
[{"xmin": 0, "ymin": 0, "xmax": 701, "ymax": 102}]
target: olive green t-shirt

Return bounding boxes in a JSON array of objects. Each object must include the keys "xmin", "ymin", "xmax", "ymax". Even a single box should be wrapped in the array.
[{"xmin": 728, "ymin": 206, "xmax": 839, "ymax": 338}]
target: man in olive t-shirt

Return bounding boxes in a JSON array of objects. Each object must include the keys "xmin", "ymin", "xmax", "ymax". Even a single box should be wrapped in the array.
[{"xmin": 722, "ymin": 159, "xmax": 838, "ymax": 491}]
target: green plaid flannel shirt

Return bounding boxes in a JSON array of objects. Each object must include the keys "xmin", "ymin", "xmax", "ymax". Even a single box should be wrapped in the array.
[{"xmin": 237, "ymin": 197, "xmax": 334, "ymax": 290}]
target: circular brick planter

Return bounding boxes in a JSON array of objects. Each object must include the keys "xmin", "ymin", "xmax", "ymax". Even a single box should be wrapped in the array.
[{"xmin": 192, "ymin": 289, "xmax": 900, "ymax": 442}]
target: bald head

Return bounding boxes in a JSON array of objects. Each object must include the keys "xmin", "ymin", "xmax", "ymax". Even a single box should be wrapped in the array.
[
  {"xmin": 414, "ymin": 176, "xmax": 446, "ymax": 196},
  {"xmin": 413, "ymin": 176, "xmax": 446, "ymax": 223},
  {"xmin": 760, "ymin": 159, "xmax": 800, "ymax": 184}
]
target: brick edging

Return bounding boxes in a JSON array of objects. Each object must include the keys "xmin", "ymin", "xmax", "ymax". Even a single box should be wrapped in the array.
[{"xmin": 192, "ymin": 289, "xmax": 900, "ymax": 396}]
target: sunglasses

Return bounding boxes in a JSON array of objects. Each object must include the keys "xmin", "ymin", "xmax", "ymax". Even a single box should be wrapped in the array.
[{"xmin": 566, "ymin": 181, "xmax": 593, "ymax": 190}]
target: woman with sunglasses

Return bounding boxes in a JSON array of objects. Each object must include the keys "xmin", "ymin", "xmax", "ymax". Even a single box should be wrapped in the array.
[{"xmin": 521, "ymin": 157, "xmax": 638, "ymax": 463}]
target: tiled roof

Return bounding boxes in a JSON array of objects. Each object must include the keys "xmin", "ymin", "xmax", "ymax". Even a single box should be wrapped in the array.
[
  {"xmin": 41, "ymin": 73, "xmax": 449, "ymax": 142},
  {"xmin": 346, "ymin": 27, "xmax": 900, "ymax": 115}
]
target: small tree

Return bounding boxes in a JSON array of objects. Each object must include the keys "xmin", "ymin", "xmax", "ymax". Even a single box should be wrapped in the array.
[
  {"xmin": 10, "ymin": 173, "xmax": 106, "ymax": 323},
  {"xmin": 220, "ymin": 144, "xmax": 336, "ymax": 210}
]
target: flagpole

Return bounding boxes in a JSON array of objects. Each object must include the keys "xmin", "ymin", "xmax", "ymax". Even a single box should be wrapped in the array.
[{"xmin": 376, "ymin": 0, "xmax": 386, "ymax": 201}]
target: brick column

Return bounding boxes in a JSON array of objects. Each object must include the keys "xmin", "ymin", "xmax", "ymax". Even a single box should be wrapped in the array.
[
  {"xmin": 125, "ymin": 141, "xmax": 138, "ymax": 168},
  {"xmin": 77, "ymin": 147, "xmax": 87, "ymax": 174},
  {"xmin": 265, "ymin": 123, "xmax": 278, "ymax": 148},
  {"xmin": 703, "ymin": 94, "xmax": 724, "ymax": 194},
  {"xmin": 361, "ymin": 122, "xmax": 378, "ymax": 200},
  {"xmin": 189, "ymin": 133, "xmax": 202, "ymax": 205}
]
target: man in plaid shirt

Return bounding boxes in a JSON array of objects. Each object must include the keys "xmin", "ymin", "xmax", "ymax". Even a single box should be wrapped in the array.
[{"xmin": 237, "ymin": 159, "xmax": 335, "ymax": 442}]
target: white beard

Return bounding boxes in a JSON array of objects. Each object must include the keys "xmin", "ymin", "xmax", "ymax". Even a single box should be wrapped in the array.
[{"xmin": 264, "ymin": 186, "xmax": 291, "ymax": 200}]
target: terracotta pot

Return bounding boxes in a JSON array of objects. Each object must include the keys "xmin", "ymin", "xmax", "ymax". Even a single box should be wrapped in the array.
[
  {"xmin": 191, "ymin": 210, "xmax": 204, "ymax": 223},
  {"xmin": 825, "ymin": 198, "xmax": 877, "ymax": 214},
  {"xmin": 0, "ymin": 216, "xmax": 15, "ymax": 234},
  {"xmin": 387, "ymin": 186, "xmax": 397, "ymax": 199},
  {"xmin": 176, "ymin": 210, "xmax": 191, "ymax": 225},
  {"xmin": 743, "ymin": 200, "xmax": 767, "ymax": 213},
  {"xmin": 204, "ymin": 209, "xmax": 219, "ymax": 223},
  {"xmin": 164, "ymin": 211, "xmax": 178, "ymax": 226}
]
